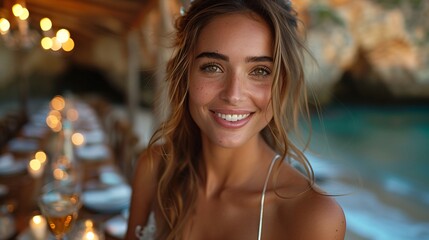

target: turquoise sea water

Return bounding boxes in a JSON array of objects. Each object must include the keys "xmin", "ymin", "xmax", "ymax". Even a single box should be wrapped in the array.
[{"xmin": 306, "ymin": 104, "xmax": 429, "ymax": 240}]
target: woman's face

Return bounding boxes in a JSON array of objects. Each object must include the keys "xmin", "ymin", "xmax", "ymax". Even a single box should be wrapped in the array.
[{"xmin": 188, "ymin": 13, "xmax": 274, "ymax": 148}]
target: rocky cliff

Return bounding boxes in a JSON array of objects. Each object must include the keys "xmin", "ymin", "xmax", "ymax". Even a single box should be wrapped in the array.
[{"xmin": 298, "ymin": 0, "xmax": 429, "ymax": 104}]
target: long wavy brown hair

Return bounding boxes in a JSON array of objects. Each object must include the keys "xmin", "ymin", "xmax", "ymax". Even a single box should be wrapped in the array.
[{"xmin": 146, "ymin": 0, "xmax": 313, "ymax": 239}]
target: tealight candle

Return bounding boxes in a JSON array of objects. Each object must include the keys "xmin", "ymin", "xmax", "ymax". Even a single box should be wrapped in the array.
[
  {"xmin": 29, "ymin": 215, "xmax": 47, "ymax": 239},
  {"xmin": 27, "ymin": 158, "xmax": 44, "ymax": 178},
  {"xmin": 82, "ymin": 220, "xmax": 101, "ymax": 240},
  {"xmin": 83, "ymin": 230, "xmax": 99, "ymax": 240}
]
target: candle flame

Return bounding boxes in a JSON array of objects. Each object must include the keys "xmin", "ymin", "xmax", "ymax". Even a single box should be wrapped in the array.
[{"xmin": 33, "ymin": 215, "xmax": 43, "ymax": 224}]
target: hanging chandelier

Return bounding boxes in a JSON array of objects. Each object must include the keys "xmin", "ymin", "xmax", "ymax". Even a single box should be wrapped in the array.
[
  {"xmin": 0, "ymin": 2, "xmax": 38, "ymax": 50},
  {"xmin": 0, "ymin": 1, "xmax": 74, "ymax": 52}
]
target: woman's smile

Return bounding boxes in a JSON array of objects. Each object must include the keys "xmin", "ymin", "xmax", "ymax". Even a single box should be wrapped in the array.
[{"xmin": 211, "ymin": 110, "xmax": 253, "ymax": 128}]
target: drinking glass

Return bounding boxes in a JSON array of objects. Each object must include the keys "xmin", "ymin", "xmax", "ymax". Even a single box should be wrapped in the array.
[{"xmin": 38, "ymin": 182, "xmax": 81, "ymax": 240}]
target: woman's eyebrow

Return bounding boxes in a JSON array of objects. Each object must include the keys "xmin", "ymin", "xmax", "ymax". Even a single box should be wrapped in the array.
[
  {"xmin": 195, "ymin": 52, "xmax": 272, "ymax": 63},
  {"xmin": 195, "ymin": 52, "xmax": 229, "ymax": 61},
  {"xmin": 245, "ymin": 56, "xmax": 273, "ymax": 63}
]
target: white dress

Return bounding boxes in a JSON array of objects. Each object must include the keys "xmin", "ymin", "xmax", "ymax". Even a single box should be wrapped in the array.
[
  {"xmin": 135, "ymin": 212, "xmax": 156, "ymax": 240},
  {"xmin": 135, "ymin": 155, "xmax": 280, "ymax": 240}
]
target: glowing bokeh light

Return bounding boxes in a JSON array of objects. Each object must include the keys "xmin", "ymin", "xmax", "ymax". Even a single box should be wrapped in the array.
[
  {"xmin": 48, "ymin": 110, "xmax": 62, "ymax": 121},
  {"xmin": 40, "ymin": 17, "xmax": 52, "ymax": 31},
  {"xmin": 85, "ymin": 220, "xmax": 94, "ymax": 228},
  {"xmin": 12, "ymin": 4, "xmax": 23, "ymax": 17},
  {"xmin": 52, "ymin": 122, "xmax": 62, "ymax": 132},
  {"xmin": 53, "ymin": 168, "xmax": 66, "ymax": 180},
  {"xmin": 46, "ymin": 115, "xmax": 60, "ymax": 129},
  {"xmin": 32, "ymin": 215, "xmax": 43, "ymax": 224},
  {"xmin": 50, "ymin": 95, "xmax": 65, "ymax": 111},
  {"xmin": 62, "ymin": 38, "xmax": 75, "ymax": 52},
  {"xmin": 56, "ymin": 28, "xmax": 70, "ymax": 43},
  {"xmin": 84, "ymin": 231, "xmax": 96, "ymax": 240},
  {"xmin": 71, "ymin": 132, "xmax": 85, "ymax": 146},
  {"xmin": 18, "ymin": 8, "xmax": 29, "ymax": 20},
  {"xmin": 29, "ymin": 159, "xmax": 42, "ymax": 171},
  {"xmin": 0, "ymin": 18, "xmax": 10, "ymax": 33},
  {"xmin": 41, "ymin": 37, "xmax": 53, "ymax": 50},
  {"xmin": 51, "ymin": 37, "xmax": 62, "ymax": 51},
  {"xmin": 35, "ymin": 151, "xmax": 47, "ymax": 164}
]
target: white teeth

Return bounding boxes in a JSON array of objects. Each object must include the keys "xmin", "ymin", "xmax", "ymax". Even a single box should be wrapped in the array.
[{"xmin": 216, "ymin": 113, "xmax": 250, "ymax": 122}]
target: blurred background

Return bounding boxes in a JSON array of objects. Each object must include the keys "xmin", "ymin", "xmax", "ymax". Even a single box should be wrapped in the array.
[{"xmin": 0, "ymin": 0, "xmax": 428, "ymax": 239}]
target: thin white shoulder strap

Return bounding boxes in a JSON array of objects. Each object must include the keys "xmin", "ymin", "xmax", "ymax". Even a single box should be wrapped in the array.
[{"xmin": 258, "ymin": 154, "xmax": 280, "ymax": 240}]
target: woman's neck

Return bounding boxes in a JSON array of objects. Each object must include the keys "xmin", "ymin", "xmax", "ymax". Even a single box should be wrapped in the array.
[{"xmin": 199, "ymin": 135, "xmax": 276, "ymax": 198}]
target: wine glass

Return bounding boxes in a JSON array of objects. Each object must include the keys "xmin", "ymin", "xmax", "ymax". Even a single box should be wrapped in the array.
[{"xmin": 38, "ymin": 181, "xmax": 81, "ymax": 240}]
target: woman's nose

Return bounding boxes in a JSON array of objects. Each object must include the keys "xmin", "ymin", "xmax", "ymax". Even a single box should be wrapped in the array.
[{"xmin": 220, "ymin": 72, "xmax": 244, "ymax": 104}]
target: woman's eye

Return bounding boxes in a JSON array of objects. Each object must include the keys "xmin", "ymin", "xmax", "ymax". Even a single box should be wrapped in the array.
[
  {"xmin": 250, "ymin": 67, "xmax": 271, "ymax": 77},
  {"xmin": 200, "ymin": 63, "xmax": 222, "ymax": 73}
]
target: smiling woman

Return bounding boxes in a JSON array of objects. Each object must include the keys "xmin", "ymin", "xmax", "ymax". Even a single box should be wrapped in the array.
[{"xmin": 126, "ymin": 0, "xmax": 346, "ymax": 239}]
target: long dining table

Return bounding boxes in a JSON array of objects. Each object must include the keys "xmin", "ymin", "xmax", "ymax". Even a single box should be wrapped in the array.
[{"xmin": 0, "ymin": 97, "xmax": 132, "ymax": 240}]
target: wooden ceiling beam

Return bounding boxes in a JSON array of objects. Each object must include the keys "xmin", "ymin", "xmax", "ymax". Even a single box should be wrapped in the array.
[
  {"xmin": 28, "ymin": 12, "xmax": 107, "ymax": 42},
  {"xmin": 2, "ymin": 0, "xmax": 164, "ymax": 53},
  {"xmin": 28, "ymin": 6, "xmax": 126, "ymax": 34},
  {"xmin": 25, "ymin": 0, "xmax": 142, "ymax": 22}
]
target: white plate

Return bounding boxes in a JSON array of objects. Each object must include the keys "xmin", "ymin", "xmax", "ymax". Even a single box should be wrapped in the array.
[
  {"xmin": 104, "ymin": 215, "xmax": 127, "ymax": 239},
  {"xmin": 0, "ymin": 161, "xmax": 27, "ymax": 175},
  {"xmin": 76, "ymin": 144, "xmax": 110, "ymax": 161},
  {"xmin": 7, "ymin": 138, "xmax": 39, "ymax": 153},
  {"xmin": 82, "ymin": 184, "xmax": 131, "ymax": 213},
  {"xmin": 21, "ymin": 125, "xmax": 49, "ymax": 139},
  {"xmin": 100, "ymin": 171, "xmax": 124, "ymax": 185},
  {"xmin": 0, "ymin": 154, "xmax": 27, "ymax": 176},
  {"xmin": 81, "ymin": 130, "xmax": 105, "ymax": 144}
]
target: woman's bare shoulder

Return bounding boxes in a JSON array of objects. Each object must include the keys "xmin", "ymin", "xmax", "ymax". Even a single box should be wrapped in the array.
[
  {"xmin": 131, "ymin": 144, "xmax": 164, "ymax": 208},
  {"xmin": 129, "ymin": 145, "xmax": 163, "ymax": 205},
  {"xmin": 126, "ymin": 145, "xmax": 163, "ymax": 239},
  {"xmin": 133, "ymin": 144, "xmax": 163, "ymax": 180},
  {"xmin": 296, "ymin": 191, "xmax": 345, "ymax": 239},
  {"xmin": 274, "ymin": 163, "xmax": 346, "ymax": 239}
]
